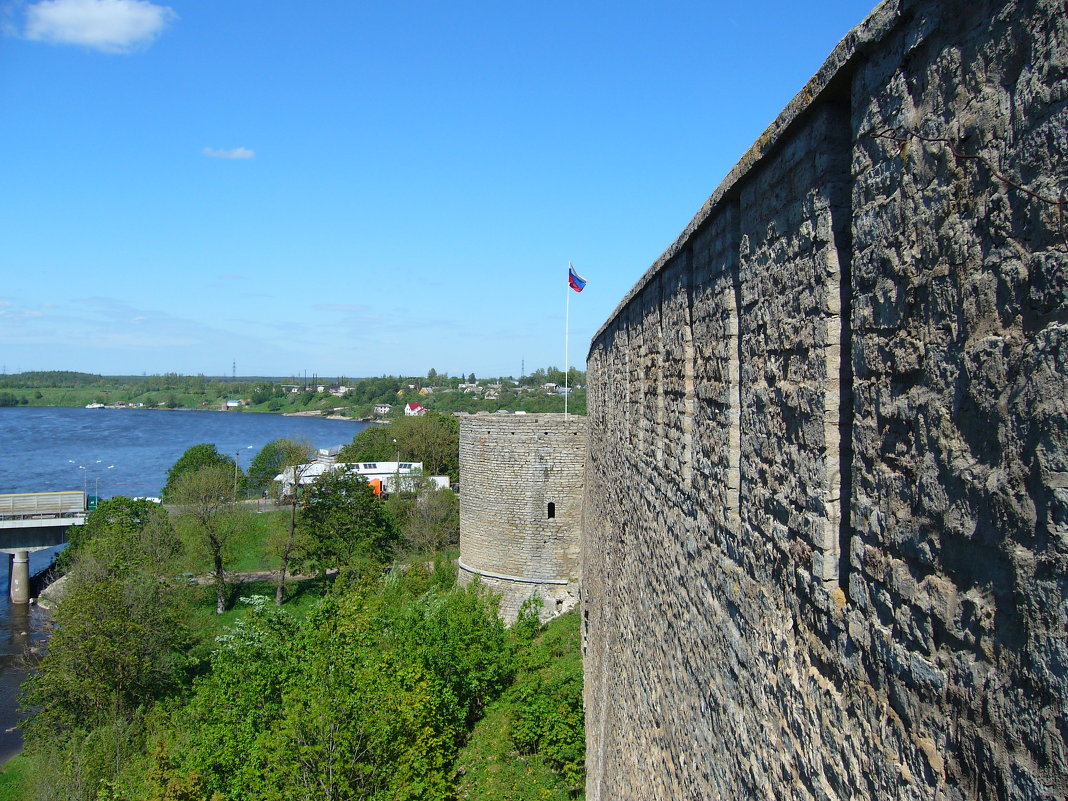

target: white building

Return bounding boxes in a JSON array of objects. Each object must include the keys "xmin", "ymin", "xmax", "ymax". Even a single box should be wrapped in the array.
[{"xmin": 274, "ymin": 460, "xmax": 448, "ymax": 497}]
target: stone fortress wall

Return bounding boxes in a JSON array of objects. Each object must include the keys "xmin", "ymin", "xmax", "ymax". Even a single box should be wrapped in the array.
[
  {"xmin": 582, "ymin": 0, "xmax": 1067, "ymax": 799},
  {"xmin": 458, "ymin": 414, "xmax": 586, "ymax": 623}
]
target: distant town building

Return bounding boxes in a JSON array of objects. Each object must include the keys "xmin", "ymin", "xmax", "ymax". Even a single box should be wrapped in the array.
[
  {"xmin": 405, "ymin": 402, "xmax": 426, "ymax": 416},
  {"xmin": 316, "ymin": 445, "xmax": 343, "ymax": 465},
  {"xmin": 373, "ymin": 403, "xmax": 392, "ymax": 416},
  {"xmin": 274, "ymin": 460, "xmax": 447, "ymax": 497}
]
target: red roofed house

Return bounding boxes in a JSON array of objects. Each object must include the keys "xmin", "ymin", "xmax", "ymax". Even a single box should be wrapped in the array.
[{"xmin": 404, "ymin": 402, "xmax": 426, "ymax": 416}]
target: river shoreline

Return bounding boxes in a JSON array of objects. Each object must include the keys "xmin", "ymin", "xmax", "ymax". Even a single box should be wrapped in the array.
[
  {"xmin": 0, "ymin": 408, "xmax": 371, "ymax": 772},
  {"xmin": 0, "ymin": 568, "xmax": 56, "ymax": 766}
]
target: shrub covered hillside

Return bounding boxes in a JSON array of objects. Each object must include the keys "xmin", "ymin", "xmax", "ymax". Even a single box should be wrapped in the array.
[{"xmin": 16, "ymin": 493, "xmax": 584, "ymax": 800}]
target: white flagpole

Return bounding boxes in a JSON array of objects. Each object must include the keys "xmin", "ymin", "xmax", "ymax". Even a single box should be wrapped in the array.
[{"xmin": 565, "ymin": 262, "xmax": 570, "ymax": 418}]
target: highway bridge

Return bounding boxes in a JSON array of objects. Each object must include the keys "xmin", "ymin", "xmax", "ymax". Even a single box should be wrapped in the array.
[{"xmin": 0, "ymin": 491, "xmax": 85, "ymax": 603}]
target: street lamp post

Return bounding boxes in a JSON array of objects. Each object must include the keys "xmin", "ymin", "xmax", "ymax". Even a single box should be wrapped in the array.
[
  {"xmin": 234, "ymin": 446, "xmax": 253, "ymax": 501},
  {"xmin": 69, "ymin": 460, "xmax": 88, "ymax": 510},
  {"xmin": 82, "ymin": 460, "xmax": 102, "ymax": 506},
  {"xmin": 393, "ymin": 439, "xmax": 401, "ymax": 497},
  {"xmin": 100, "ymin": 465, "xmax": 115, "ymax": 502}
]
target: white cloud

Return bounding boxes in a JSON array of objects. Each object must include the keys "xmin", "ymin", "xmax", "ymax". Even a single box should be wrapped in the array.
[
  {"xmin": 202, "ymin": 147, "xmax": 255, "ymax": 160},
  {"xmin": 0, "ymin": 303, "xmax": 45, "ymax": 320},
  {"xmin": 23, "ymin": 0, "xmax": 176, "ymax": 53}
]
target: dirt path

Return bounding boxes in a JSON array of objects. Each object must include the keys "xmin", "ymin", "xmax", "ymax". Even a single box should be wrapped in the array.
[{"xmin": 193, "ymin": 567, "xmax": 338, "ymax": 586}]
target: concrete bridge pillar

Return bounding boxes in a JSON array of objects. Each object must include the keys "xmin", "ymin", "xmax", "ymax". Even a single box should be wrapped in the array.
[{"xmin": 9, "ymin": 551, "xmax": 30, "ymax": 604}]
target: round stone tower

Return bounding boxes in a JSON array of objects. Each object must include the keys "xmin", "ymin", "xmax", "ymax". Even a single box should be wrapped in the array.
[{"xmin": 458, "ymin": 413, "xmax": 586, "ymax": 623}]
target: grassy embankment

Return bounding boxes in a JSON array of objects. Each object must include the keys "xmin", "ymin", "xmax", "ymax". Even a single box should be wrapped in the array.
[
  {"xmin": 0, "ymin": 755, "xmax": 30, "ymax": 800},
  {"xmin": 179, "ymin": 508, "xmax": 332, "ymax": 630}
]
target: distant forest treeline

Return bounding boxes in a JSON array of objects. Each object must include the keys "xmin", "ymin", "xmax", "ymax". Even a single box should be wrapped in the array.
[
  {"xmin": 0, "ymin": 367, "xmax": 587, "ymax": 416},
  {"xmin": 0, "ymin": 370, "xmax": 285, "ymax": 390}
]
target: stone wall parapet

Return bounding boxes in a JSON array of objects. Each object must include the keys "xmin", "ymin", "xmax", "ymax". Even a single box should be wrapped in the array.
[{"xmin": 582, "ymin": 0, "xmax": 1068, "ymax": 798}]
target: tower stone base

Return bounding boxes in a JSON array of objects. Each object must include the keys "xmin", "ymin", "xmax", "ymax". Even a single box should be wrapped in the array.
[
  {"xmin": 458, "ymin": 559, "xmax": 579, "ymax": 624},
  {"xmin": 458, "ymin": 413, "xmax": 586, "ymax": 625}
]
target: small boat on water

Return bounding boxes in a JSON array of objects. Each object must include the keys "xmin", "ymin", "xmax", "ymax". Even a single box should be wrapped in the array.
[{"xmin": 84, "ymin": 403, "xmax": 105, "ymax": 409}]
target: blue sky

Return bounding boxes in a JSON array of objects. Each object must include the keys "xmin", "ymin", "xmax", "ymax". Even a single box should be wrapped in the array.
[{"xmin": 1, "ymin": 0, "xmax": 872, "ymax": 379}]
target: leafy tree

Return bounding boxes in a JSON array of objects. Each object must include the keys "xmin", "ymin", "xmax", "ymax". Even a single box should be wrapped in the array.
[
  {"xmin": 249, "ymin": 383, "xmax": 276, "ymax": 405},
  {"xmin": 399, "ymin": 412, "xmax": 460, "ymax": 482},
  {"xmin": 394, "ymin": 579, "xmax": 516, "ymax": 726},
  {"xmin": 60, "ymin": 496, "xmax": 178, "ymax": 572},
  {"xmin": 246, "ymin": 438, "xmax": 313, "ymax": 497},
  {"xmin": 385, "ymin": 479, "xmax": 459, "ymax": 554},
  {"xmin": 162, "ymin": 444, "xmax": 235, "ymax": 502},
  {"xmin": 23, "ymin": 575, "xmax": 186, "ymax": 737},
  {"xmin": 337, "ymin": 423, "xmax": 396, "ymax": 464},
  {"xmin": 297, "ymin": 470, "xmax": 395, "ymax": 571},
  {"xmin": 24, "ymin": 709, "xmax": 148, "ymax": 801},
  {"xmin": 163, "ymin": 597, "xmax": 300, "ymax": 799},
  {"xmin": 171, "ymin": 464, "xmax": 243, "ymax": 614},
  {"xmin": 257, "ymin": 439, "xmax": 316, "ymax": 604},
  {"xmin": 452, "ymin": 610, "xmax": 585, "ymax": 799},
  {"xmin": 145, "ymin": 745, "xmax": 225, "ymax": 801},
  {"xmin": 264, "ymin": 572, "xmax": 512, "ymax": 799},
  {"xmin": 284, "ymin": 656, "xmax": 454, "ymax": 799},
  {"xmin": 338, "ymin": 411, "xmax": 459, "ymax": 483},
  {"xmin": 508, "ymin": 611, "xmax": 585, "ymax": 792},
  {"xmin": 129, "ymin": 560, "xmax": 560, "ymax": 801},
  {"xmin": 22, "ymin": 501, "xmax": 189, "ymax": 760}
]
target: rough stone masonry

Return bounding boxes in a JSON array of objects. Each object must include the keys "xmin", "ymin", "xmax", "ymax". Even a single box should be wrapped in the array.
[
  {"xmin": 582, "ymin": 0, "xmax": 1067, "ymax": 798},
  {"xmin": 459, "ymin": 414, "xmax": 586, "ymax": 623}
]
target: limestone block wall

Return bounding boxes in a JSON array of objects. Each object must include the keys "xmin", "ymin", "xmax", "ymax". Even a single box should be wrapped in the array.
[
  {"xmin": 459, "ymin": 414, "xmax": 586, "ymax": 622},
  {"xmin": 583, "ymin": 0, "xmax": 1067, "ymax": 799}
]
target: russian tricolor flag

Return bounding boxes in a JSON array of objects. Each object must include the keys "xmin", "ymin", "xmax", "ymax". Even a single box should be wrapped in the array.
[{"xmin": 568, "ymin": 263, "xmax": 587, "ymax": 292}]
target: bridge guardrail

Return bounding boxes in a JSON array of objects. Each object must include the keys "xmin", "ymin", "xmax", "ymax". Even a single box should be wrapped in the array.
[{"xmin": 0, "ymin": 491, "xmax": 86, "ymax": 520}]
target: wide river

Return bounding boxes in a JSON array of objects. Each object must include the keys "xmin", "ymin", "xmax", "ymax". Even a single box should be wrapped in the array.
[{"xmin": 0, "ymin": 406, "xmax": 368, "ymax": 761}]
